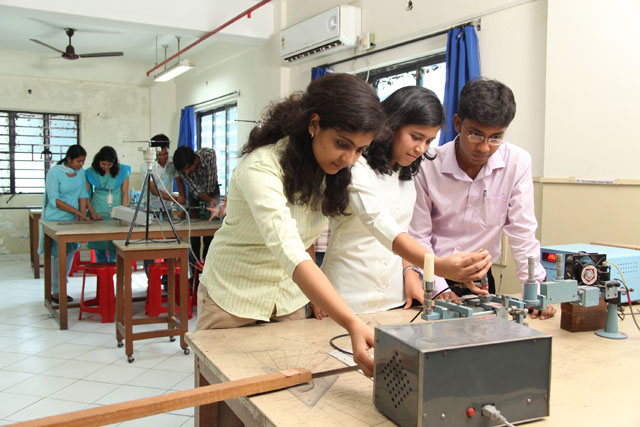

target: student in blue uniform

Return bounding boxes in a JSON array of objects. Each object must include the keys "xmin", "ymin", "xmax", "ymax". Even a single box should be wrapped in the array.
[
  {"xmin": 86, "ymin": 146, "xmax": 130, "ymax": 262},
  {"xmin": 39, "ymin": 145, "xmax": 89, "ymax": 304}
]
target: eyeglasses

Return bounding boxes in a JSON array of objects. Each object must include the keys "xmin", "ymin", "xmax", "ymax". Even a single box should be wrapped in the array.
[{"xmin": 462, "ymin": 127, "xmax": 504, "ymax": 146}]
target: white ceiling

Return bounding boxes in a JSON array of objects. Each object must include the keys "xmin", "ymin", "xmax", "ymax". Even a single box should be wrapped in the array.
[{"xmin": 0, "ymin": 1, "xmax": 274, "ymax": 67}]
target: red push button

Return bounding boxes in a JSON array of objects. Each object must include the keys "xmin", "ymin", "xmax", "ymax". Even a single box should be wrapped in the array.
[{"xmin": 466, "ymin": 407, "xmax": 476, "ymax": 417}]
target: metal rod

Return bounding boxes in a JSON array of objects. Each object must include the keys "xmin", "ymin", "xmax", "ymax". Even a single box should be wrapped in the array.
[{"xmin": 188, "ymin": 91, "xmax": 240, "ymax": 108}]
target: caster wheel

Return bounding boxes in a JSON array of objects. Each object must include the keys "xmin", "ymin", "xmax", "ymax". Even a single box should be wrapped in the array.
[
  {"xmin": 183, "ymin": 348, "xmax": 190, "ymax": 355},
  {"xmin": 117, "ymin": 341, "xmax": 124, "ymax": 348},
  {"xmin": 169, "ymin": 337, "xmax": 176, "ymax": 342},
  {"xmin": 127, "ymin": 355, "xmax": 135, "ymax": 363}
]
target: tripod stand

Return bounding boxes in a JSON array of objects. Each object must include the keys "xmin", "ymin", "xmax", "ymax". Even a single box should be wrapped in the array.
[{"xmin": 125, "ymin": 145, "xmax": 180, "ymax": 245}]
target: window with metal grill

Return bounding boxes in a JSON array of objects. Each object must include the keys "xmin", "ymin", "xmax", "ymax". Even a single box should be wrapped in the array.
[
  {"xmin": 0, "ymin": 111, "xmax": 80, "ymax": 194},
  {"xmin": 196, "ymin": 104, "xmax": 238, "ymax": 197}
]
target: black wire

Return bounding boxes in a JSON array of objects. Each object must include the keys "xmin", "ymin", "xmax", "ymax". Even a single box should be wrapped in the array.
[
  {"xmin": 329, "ymin": 333, "xmax": 353, "ymax": 356},
  {"xmin": 409, "ymin": 287, "xmax": 452, "ymax": 322}
]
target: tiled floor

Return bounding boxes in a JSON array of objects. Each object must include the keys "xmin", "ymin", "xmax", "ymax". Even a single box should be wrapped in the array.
[{"xmin": 0, "ymin": 254, "xmax": 196, "ymax": 426}]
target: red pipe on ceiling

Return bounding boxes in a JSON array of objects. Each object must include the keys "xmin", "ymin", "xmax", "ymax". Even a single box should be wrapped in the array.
[{"xmin": 146, "ymin": 0, "xmax": 273, "ymax": 77}]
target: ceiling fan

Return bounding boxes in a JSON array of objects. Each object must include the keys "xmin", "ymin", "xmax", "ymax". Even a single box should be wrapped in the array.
[{"xmin": 29, "ymin": 28, "xmax": 124, "ymax": 60}]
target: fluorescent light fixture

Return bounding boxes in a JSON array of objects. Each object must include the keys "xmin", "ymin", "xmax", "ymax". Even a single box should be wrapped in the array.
[{"xmin": 154, "ymin": 59, "xmax": 195, "ymax": 82}]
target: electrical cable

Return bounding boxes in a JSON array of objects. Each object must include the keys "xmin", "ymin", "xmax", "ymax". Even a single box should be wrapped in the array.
[
  {"xmin": 605, "ymin": 260, "xmax": 640, "ymax": 331},
  {"xmin": 410, "ymin": 286, "xmax": 451, "ymax": 322},
  {"xmin": 481, "ymin": 404, "xmax": 516, "ymax": 427},
  {"xmin": 329, "ymin": 333, "xmax": 353, "ymax": 356},
  {"xmin": 154, "ymin": 171, "xmax": 199, "ymax": 262}
]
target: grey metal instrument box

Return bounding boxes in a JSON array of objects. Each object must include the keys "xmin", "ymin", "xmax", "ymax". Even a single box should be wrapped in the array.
[{"xmin": 374, "ymin": 316, "xmax": 551, "ymax": 426}]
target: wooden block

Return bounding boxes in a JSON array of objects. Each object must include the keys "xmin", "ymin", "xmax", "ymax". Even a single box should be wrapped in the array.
[
  {"xmin": 560, "ymin": 298, "xmax": 607, "ymax": 332},
  {"xmin": 561, "ymin": 297, "xmax": 607, "ymax": 314}
]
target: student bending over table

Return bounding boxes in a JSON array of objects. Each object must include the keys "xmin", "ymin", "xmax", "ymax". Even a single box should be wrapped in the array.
[
  {"xmin": 39, "ymin": 144, "xmax": 89, "ymax": 304},
  {"xmin": 195, "ymin": 73, "xmax": 386, "ymax": 376}
]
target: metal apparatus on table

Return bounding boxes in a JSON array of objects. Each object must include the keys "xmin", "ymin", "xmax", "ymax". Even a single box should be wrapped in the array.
[
  {"xmin": 373, "ymin": 250, "xmax": 632, "ymax": 426},
  {"xmin": 124, "ymin": 140, "xmax": 181, "ymax": 246},
  {"xmin": 540, "ymin": 244, "xmax": 639, "ymax": 301},
  {"xmin": 374, "ymin": 254, "xmax": 552, "ymax": 426},
  {"xmin": 374, "ymin": 316, "xmax": 551, "ymax": 427},
  {"xmin": 419, "ymin": 251, "xmax": 629, "ymax": 339}
]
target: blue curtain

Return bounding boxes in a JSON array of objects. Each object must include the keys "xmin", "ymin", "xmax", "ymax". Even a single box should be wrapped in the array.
[
  {"xmin": 439, "ymin": 25, "xmax": 481, "ymax": 145},
  {"xmin": 178, "ymin": 106, "xmax": 196, "ymax": 150},
  {"xmin": 176, "ymin": 106, "xmax": 196, "ymax": 191},
  {"xmin": 311, "ymin": 66, "xmax": 331, "ymax": 80}
]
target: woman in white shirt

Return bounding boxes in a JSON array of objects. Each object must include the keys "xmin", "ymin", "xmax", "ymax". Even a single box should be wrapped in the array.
[
  {"xmin": 321, "ymin": 86, "xmax": 491, "ymax": 315},
  {"xmin": 196, "ymin": 73, "xmax": 386, "ymax": 376}
]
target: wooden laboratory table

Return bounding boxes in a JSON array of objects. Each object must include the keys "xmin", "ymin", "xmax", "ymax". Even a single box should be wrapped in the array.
[
  {"xmin": 41, "ymin": 218, "xmax": 221, "ymax": 330},
  {"xmin": 28, "ymin": 209, "xmax": 42, "ymax": 278},
  {"xmin": 114, "ymin": 240, "xmax": 191, "ymax": 363},
  {"xmin": 185, "ymin": 307, "xmax": 640, "ymax": 427}
]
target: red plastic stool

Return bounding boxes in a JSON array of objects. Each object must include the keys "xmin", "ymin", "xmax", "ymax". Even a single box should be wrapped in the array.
[
  {"xmin": 69, "ymin": 248, "xmax": 97, "ymax": 276},
  {"xmin": 79, "ymin": 262, "xmax": 116, "ymax": 323},
  {"xmin": 145, "ymin": 263, "xmax": 192, "ymax": 319}
]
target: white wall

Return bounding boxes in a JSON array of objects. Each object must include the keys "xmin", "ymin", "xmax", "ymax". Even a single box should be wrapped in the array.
[
  {"xmin": 544, "ymin": 0, "xmax": 640, "ymax": 179},
  {"xmin": 0, "ymin": 51, "xmax": 151, "ymax": 254},
  {"xmin": 150, "ymin": 82, "xmax": 178, "ymax": 142},
  {"xmin": 478, "ymin": 0, "xmax": 547, "ymax": 177},
  {"xmin": 0, "ymin": 74, "xmax": 150, "ymax": 165}
]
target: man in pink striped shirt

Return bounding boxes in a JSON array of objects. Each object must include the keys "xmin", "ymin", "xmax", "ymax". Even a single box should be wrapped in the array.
[{"xmin": 407, "ymin": 78, "xmax": 555, "ymax": 320}]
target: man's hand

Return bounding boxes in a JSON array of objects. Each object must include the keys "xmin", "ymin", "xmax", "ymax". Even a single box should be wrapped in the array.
[
  {"xmin": 436, "ymin": 250, "xmax": 491, "ymax": 283},
  {"xmin": 462, "ymin": 280, "xmax": 489, "ymax": 296},
  {"xmin": 530, "ymin": 305, "xmax": 556, "ymax": 320},
  {"xmin": 176, "ymin": 195, "xmax": 186, "ymax": 205},
  {"xmin": 435, "ymin": 291, "xmax": 462, "ymax": 302}
]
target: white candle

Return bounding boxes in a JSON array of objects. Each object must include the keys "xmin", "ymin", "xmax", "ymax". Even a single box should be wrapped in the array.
[{"xmin": 423, "ymin": 253, "xmax": 434, "ymax": 282}]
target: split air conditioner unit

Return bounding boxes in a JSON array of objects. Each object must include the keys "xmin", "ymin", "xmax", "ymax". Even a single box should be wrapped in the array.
[{"xmin": 280, "ymin": 5, "xmax": 361, "ymax": 63}]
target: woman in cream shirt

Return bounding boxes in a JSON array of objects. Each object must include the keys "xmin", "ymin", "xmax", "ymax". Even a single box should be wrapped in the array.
[{"xmin": 196, "ymin": 74, "xmax": 386, "ymax": 376}]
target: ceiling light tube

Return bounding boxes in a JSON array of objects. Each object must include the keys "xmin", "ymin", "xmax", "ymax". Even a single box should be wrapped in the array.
[{"xmin": 154, "ymin": 59, "xmax": 195, "ymax": 82}]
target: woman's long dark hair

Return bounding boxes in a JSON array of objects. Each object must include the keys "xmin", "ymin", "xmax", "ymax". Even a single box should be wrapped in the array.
[
  {"xmin": 91, "ymin": 146, "xmax": 120, "ymax": 177},
  {"xmin": 57, "ymin": 144, "xmax": 86, "ymax": 165},
  {"xmin": 364, "ymin": 86, "xmax": 445, "ymax": 181},
  {"xmin": 242, "ymin": 73, "xmax": 386, "ymax": 216}
]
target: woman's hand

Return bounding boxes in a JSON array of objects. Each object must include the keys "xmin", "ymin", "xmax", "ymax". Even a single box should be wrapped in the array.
[
  {"xmin": 90, "ymin": 212, "xmax": 103, "ymax": 221},
  {"xmin": 403, "ymin": 273, "xmax": 424, "ymax": 309},
  {"xmin": 435, "ymin": 250, "xmax": 491, "ymax": 283},
  {"xmin": 346, "ymin": 318, "xmax": 375, "ymax": 377}
]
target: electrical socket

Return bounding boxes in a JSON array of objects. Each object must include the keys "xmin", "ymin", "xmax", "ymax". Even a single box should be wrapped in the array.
[{"xmin": 357, "ymin": 32, "xmax": 372, "ymax": 52}]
